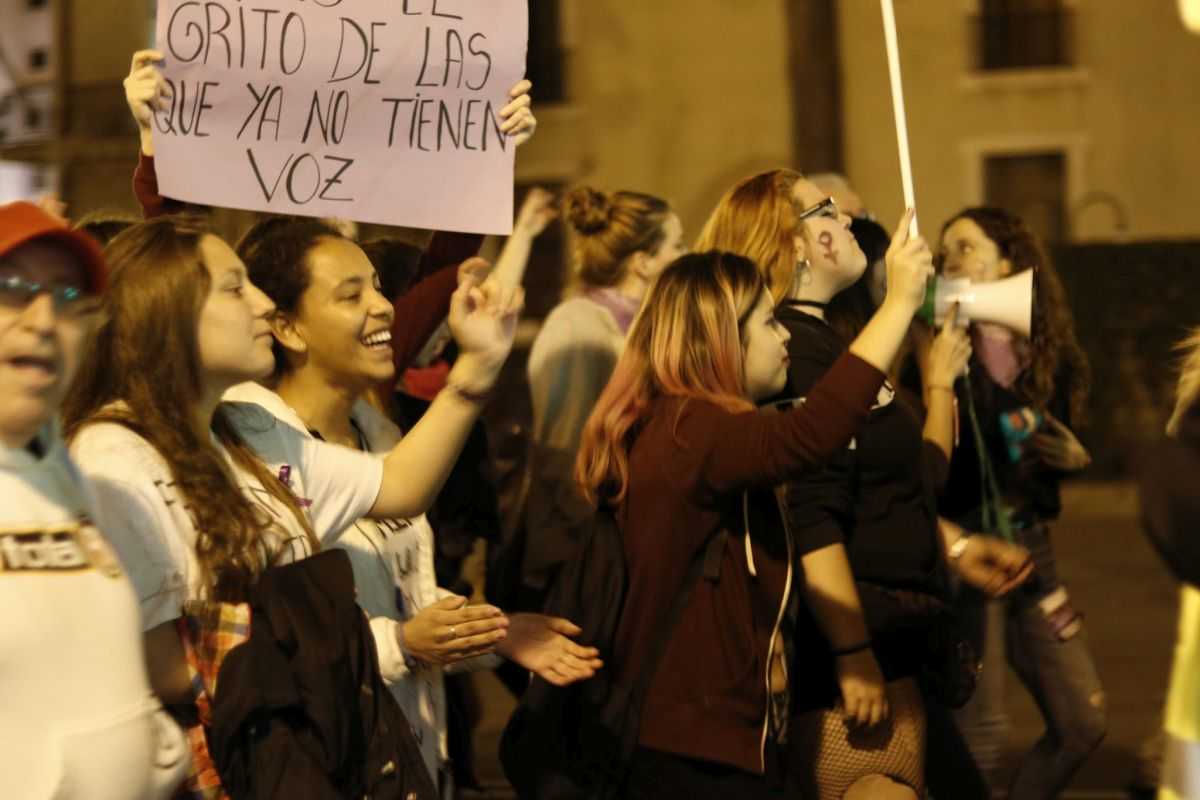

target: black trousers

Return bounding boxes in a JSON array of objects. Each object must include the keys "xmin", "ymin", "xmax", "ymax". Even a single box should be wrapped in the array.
[{"xmin": 625, "ymin": 747, "xmax": 786, "ymax": 800}]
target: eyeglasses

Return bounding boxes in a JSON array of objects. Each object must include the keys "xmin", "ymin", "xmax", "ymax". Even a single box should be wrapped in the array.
[
  {"xmin": 798, "ymin": 196, "xmax": 840, "ymax": 222},
  {"xmin": 0, "ymin": 275, "xmax": 94, "ymax": 314}
]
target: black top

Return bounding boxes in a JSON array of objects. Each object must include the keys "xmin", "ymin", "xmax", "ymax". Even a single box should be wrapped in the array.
[
  {"xmin": 916, "ymin": 354, "xmax": 1075, "ymax": 531},
  {"xmin": 776, "ymin": 304, "xmax": 948, "ymax": 708}
]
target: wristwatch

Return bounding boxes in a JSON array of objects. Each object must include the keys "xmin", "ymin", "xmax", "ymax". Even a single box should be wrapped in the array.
[{"xmin": 948, "ymin": 535, "xmax": 973, "ymax": 560}]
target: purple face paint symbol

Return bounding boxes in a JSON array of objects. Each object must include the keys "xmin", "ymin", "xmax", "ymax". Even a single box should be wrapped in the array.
[{"xmin": 818, "ymin": 230, "xmax": 837, "ymax": 263}]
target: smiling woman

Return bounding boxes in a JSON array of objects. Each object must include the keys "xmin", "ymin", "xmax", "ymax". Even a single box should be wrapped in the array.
[
  {"xmin": 62, "ymin": 213, "xmax": 546, "ymax": 797},
  {"xmin": 233, "ymin": 215, "xmax": 603, "ymax": 789}
]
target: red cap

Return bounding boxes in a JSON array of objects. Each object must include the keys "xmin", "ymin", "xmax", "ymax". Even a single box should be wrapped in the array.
[{"xmin": 0, "ymin": 201, "xmax": 107, "ymax": 294}]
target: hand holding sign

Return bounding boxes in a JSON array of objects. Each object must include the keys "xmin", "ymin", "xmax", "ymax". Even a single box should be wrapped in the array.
[
  {"xmin": 151, "ymin": 0, "xmax": 530, "ymax": 234},
  {"xmin": 499, "ymin": 80, "xmax": 537, "ymax": 147},
  {"xmin": 125, "ymin": 49, "xmax": 172, "ymax": 156}
]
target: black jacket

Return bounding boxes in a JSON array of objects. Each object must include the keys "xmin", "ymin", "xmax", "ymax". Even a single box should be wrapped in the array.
[{"xmin": 208, "ymin": 550, "xmax": 437, "ymax": 800}]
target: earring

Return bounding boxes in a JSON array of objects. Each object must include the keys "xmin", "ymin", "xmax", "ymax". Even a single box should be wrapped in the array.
[{"xmin": 796, "ymin": 258, "xmax": 813, "ymax": 287}]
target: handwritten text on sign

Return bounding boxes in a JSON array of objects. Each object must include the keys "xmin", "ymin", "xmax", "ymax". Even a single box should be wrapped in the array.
[{"xmin": 152, "ymin": 0, "xmax": 528, "ymax": 235}]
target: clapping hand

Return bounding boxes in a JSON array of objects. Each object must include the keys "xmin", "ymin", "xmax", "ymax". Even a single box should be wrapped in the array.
[{"xmin": 497, "ymin": 613, "xmax": 604, "ymax": 687}]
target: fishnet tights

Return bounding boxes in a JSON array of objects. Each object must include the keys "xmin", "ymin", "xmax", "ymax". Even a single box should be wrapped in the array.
[{"xmin": 787, "ymin": 677, "xmax": 926, "ymax": 799}]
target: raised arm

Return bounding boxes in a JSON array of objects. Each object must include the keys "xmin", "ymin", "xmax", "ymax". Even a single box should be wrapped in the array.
[
  {"xmin": 369, "ymin": 277, "xmax": 524, "ymax": 519},
  {"xmin": 918, "ymin": 303, "xmax": 972, "ymax": 462},
  {"xmin": 491, "ymin": 188, "xmax": 557, "ymax": 287},
  {"xmin": 123, "ymin": 50, "xmax": 187, "ymax": 218},
  {"xmin": 846, "ymin": 208, "xmax": 933, "ymax": 373},
  {"xmin": 699, "ymin": 353, "xmax": 885, "ymax": 494}
]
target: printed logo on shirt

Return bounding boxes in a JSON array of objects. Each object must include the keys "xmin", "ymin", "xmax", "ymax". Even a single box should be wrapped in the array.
[
  {"xmin": 274, "ymin": 464, "xmax": 313, "ymax": 508},
  {"xmin": 0, "ymin": 518, "xmax": 123, "ymax": 577}
]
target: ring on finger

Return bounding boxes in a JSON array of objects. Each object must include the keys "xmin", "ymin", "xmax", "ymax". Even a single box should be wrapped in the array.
[{"xmin": 449, "ymin": 626, "xmax": 457, "ymax": 639}]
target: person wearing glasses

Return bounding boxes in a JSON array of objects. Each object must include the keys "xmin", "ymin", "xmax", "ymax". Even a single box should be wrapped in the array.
[
  {"xmin": 697, "ymin": 171, "xmax": 1031, "ymax": 800},
  {"xmin": 0, "ymin": 202, "xmax": 189, "ymax": 799}
]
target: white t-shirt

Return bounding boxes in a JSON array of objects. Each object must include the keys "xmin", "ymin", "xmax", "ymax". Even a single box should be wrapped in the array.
[
  {"xmin": 70, "ymin": 398, "xmax": 384, "ymax": 629},
  {"xmin": 0, "ymin": 423, "xmax": 189, "ymax": 799},
  {"xmin": 222, "ymin": 382, "xmax": 458, "ymax": 787}
]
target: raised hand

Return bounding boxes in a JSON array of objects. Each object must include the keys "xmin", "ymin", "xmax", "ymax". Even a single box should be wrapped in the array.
[
  {"xmin": 883, "ymin": 208, "xmax": 934, "ymax": 314},
  {"xmin": 499, "ymin": 79, "xmax": 538, "ymax": 147},
  {"xmin": 399, "ymin": 594, "xmax": 509, "ymax": 667},
  {"xmin": 124, "ymin": 50, "xmax": 170, "ymax": 155},
  {"xmin": 513, "ymin": 187, "xmax": 558, "ymax": 239},
  {"xmin": 457, "ymin": 256, "xmax": 493, "ymax": 286},
  {"xmin": 497, "ymin": 613, "xmax": 604, "ymax": 687},
  {"xmin": 447, "ymin": 273, "xmax": 525, "ymax": 391}
]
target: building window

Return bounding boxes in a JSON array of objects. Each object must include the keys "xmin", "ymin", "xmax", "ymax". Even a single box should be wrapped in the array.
[
  {"xmin": 985, "ymin": 151, "xmax": 1067, "ymax": 243},
  {"xmin": 527, "ymin": 1, "xmax": 566, "ymax": 103},
  {"xmin": 973, "ymin": 0, "xmax": 1073, "ymax": 71}
]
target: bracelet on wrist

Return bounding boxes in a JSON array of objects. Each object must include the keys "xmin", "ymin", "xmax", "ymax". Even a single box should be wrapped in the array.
[
  {"xmin": 948, "ymin": 535, "xmax": 972, "ymax": 561},
  {"xmin": 832, "ymin": 640, "xmax": 872, "ymax": 657},
  {"xmin": 444, "ymin": 380, "xmax": 492, "ymax": 406}
]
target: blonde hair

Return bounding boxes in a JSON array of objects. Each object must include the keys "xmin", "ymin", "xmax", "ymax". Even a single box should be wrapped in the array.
[
  {"xmin": 575, "ymin": 251, "xmax": 763, "ymax": 504},
  {"xmin": 1168, "ymin": 327, "xmax": 1200, "ymax": 436},
  {"xmin": 696, "ymin": 169, "xmax": 804, "ymax": 303},
  {"xmin": 562, "ymin": 186, "xmax": 672, "ymax": 292}
]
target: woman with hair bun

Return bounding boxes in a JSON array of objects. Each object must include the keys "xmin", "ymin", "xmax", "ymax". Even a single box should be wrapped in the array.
[{"xmin": 519, "ymin": 187, "xmax": 685, "ymax": 603}]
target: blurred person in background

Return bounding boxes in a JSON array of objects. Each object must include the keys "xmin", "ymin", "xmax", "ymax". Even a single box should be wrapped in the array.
[{"xmin": 518, "ymin": 186, "xmax": 685, "ymax": 610}]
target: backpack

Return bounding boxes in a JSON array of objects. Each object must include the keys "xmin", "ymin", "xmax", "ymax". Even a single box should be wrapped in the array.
[{"xmin": 499, "ymin": 508, "xmax": 726, "ymax": 799}]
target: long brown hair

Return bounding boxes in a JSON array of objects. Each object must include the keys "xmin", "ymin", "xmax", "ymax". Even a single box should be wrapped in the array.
[
  {"xmin": 562, "ymin": 186, "xmax": 672, "ymax": 293},
  {"xmin": 575, "ymin": 251, "xmax": 762, "ymax": 504},
  {"xmin": 940, "ymin": 207, "xmax": 1091, "ymax": 425},
  {"xmin": 695, "ymin": 169, "xmax": 804, "ymax": 304},
  {"xmin": 63, "ymin": 216, "xmax": 316, "ymax": 602}
]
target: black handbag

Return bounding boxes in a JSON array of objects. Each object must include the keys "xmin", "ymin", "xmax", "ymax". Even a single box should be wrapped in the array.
[{"xmin": 855, "ymin": 581, "xmax": 979, "ymax": 709}]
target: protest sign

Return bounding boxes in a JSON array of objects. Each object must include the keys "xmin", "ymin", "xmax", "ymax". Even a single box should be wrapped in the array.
[{"xmin": 152, "ymin": 0, "xmax": 528, "ymax": 234}]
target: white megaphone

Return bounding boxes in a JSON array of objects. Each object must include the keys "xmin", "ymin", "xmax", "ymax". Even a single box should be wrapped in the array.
[{"xmin": 917, "ymin": 271, "xmax": 1034, "ymax": 337}]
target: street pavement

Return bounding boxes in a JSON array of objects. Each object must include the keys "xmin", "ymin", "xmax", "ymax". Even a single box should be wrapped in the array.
[{"xmin": 464, "ymin": 481, "xmax": 1178, "ymax": 799}]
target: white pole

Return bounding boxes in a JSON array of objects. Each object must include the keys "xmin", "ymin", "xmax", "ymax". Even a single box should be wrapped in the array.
[{"xmin": 880, "ymin": 0, "xmax": 919, "ymax": 238}]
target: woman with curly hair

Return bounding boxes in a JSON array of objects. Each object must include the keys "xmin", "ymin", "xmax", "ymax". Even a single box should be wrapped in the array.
[{"xmin": 933, "ymin": 206, "xmax": 1105, "ymax": 799}]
